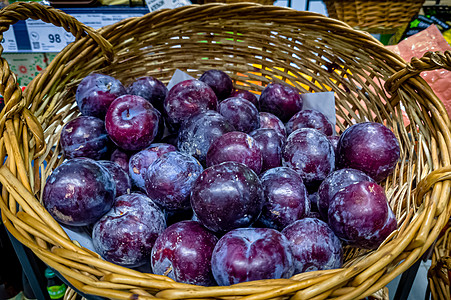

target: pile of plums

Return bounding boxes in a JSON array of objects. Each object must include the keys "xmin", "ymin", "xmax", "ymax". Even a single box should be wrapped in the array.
[{"xmin": 43, "ymin": 69, "xmax": 400, "ymax": 285}]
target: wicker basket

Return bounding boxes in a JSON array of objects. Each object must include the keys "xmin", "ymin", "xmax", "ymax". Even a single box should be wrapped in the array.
[
  {"xmin": 1, "ymin": 2, "xmax": 451, "ymax": 299},
  {"xmin": 428, "ymin": 222, "xmax": 451, "ymax": 299},
  {"xmin": 323, "ymin": 0, "xmax": 426, "ymax": 34}
]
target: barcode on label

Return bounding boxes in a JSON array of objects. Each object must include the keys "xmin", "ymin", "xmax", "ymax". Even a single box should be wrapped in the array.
[{"xmin": 32, "ymin": 42, "xmax": 40, "ymax": 49}]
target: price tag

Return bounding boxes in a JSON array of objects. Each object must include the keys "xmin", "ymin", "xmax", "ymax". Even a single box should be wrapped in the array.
[
  {"xmin": 145, "ymin": 0, "xmax": 190, "ymax": 12},
  {"xmin": 26, "ymin": 19, "xmax": 73, "ymax": 52},
  {"xmin": 2, "ymin": 27, "xmax": 18, "ymax": 52},
  {"xmin": 26, "ymin": 13, "xmax": 144, "ymax": 52}
]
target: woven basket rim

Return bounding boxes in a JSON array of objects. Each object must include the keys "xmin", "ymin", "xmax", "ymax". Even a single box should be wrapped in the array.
[{"xmin": 1, "ymin": 2, "xmax": 451, "ymax": 300}]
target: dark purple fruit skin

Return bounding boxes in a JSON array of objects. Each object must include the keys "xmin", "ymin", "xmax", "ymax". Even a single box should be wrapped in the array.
[
  {"xmin": 43, "ymin": 158, "xmax": 116, "ymax": 226},
  {"xmin": 151, "ymin": 220, "xmax": 218, "ymax": 286},
  {"xmin": 282, "ymin": 218, "xmax": 342, "ymax": 273},
  {"xmin": 257, "ymin": 167, "xmax": 309, "ymax": 231},
  {"xmin": 259, "ymin": 112, "xmax": 287, "ymax": 137},
  {"xmin": 164, "ymin": 79, "xmax": 218, "ymax": 130},
  {"xmin": 249, "ymin": 128, "xmax": 285, "ymax": 172},
  {"xmin": 336, "ymin": 122, "xmax": 400, "ymax": 182},
  {"xmin": 328, "ymin": 181, "xmax": 397, "ymax": 249},
  {"xmin": 60, "ymin": 116, "xmax": 112, "ymax": 160},
  {"xmin": 126, "ymin": 76, "xmax": 168, "ymax": 112},
  {"xmin": 191, "ymin": 161, "xmax": 264, "ymax": 233},
  {"xmin": 105, "ymin": 95, "xmax": 161, "ymax": 151},
  {"xmin": 110, "ymin": 148, "xmax": 131, "ymax": 173},
  {"xmin": 230, "ymin": 89, "xmax": 259, "ymax": 108},
  {"xmin": 129, "ymin": 143, "xmax": 177, "ymax": 191},
  {"xmin": 211, "ymin": 227, "xmax": 294, "ymax": 285},
  {"xmin": 177, "ymin": 110, "xmax": 235, "ymax": 165},
  {"xmin": 283, "ymin": 128, "xmax": 335, "ymax": 192},
  {"xmin": 259, "ymin": 83, "xmax": 303, "ymax": 122},
  {"xmin": 92, "ymin": 193, "xmax": 166, "ymax": 267},
  {"xmin": 98, "ymin": 160, "xmax": 131, "ymax": 196},
  {"xmin": 289, "ymin": 109, "xmax": 333, "ymax": 136},
  {"xmin": 206, "ymin": 131, "xmax": 263, "ymax": 174},
  {"xmin": 199, "ymin": 69, "xmax": 233, "ymax": 101},
  {"xmin": 327, "ymin": 135, "xmax": 340, "ymax": 154},
  {"xmin": 76, "ymin": 73, "xmax": 126, "ymax": 119},
  {"xmin": 218, "ymin": 97, "xmax": 260, "ymax": 133},
  {"xmin": 145, "ymin": 151, "xmax": 203, "ymax": 211},
  {"xmin": 317, "ymin": 168, "xmax": 375, "ymax": 221}
]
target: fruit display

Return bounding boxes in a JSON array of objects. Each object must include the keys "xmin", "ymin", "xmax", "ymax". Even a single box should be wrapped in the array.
[{"xmin": 45, "ymin": 68, "xmax": 401, "ymax": 286}]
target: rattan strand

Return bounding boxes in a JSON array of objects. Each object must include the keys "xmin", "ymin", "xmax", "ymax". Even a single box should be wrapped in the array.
[{"xmin": 0, "ymin": 2, "xmax": 451, "ymax": 300}]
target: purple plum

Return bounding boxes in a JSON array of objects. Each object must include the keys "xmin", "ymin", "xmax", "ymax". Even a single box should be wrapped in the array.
[
  {"xmin": 199, "ymin": 69, "xmax": 233, "ymax": 101},
  {"xmin": 249, "ymin": 128, "xmax": 285, "ymax": 172},
  {"xmin": 110, "ymin": 148, "xmax": 132, "ymax": 173},
  {"xmin": 328, "ymin": 181, "xmax": 397, "ymax": 249},
  {"xmin": 211, "ymin": 227, "xmax": 294, "ymax": 285},
  {"xmin": 257, "ymin": 167, "xmax": 309, "ymax": 231},
  {"xmin": 327, "ymin": 135, "xmax": 340, "ymax": 154},
  {"xmin": 92, "ymin": 193, "xmax": 166, "ymax": 267},
  {"xmin": 218, "ymin": 97, "xmax": 260, "ymax": 133},
  {"xmin": 126, "ymin": 76, "xmax": 168, "ymax": 112},
  {"xmin": 191, "ymin": 161, "xmax": 264, "ymax": 233},
  {"xmin": 206, "ymin": 131, "xmax": 263, "ymax": 174},
  {"xmin": 282, "ymin": 218, "xmax": 342, "ymax": 273},
  {"xmin": 230, "ymin": 89, "xmax": 259, "ymax": 108},
  {"xmin": 145, "ymin": 151, "xmax": 203, "ymax": 211},
  {"xmin": 129, "ymin": 143, "xmax": 177, "ymax": 191},
  {"xmin": 98, "ymin": 160, "xmax": 131, "ymax": 196},
  {"xmin": 259, "ymin": 112, "xmax": 287, "ymax": 137},
  {"xmin": 164, "ymin": 79, "xmax": 218, "ymax": 131},
  {"xmin": 288, "ymin": 109, "xmax": 333, "ymax": 136},
  {"xmin": 336, "ymin": 122, "xmax": 400, "ymax": 182},
  {"xmin": 151, "ymin": 220, "xmax": 218, "ymax": 286},
  {"xmin": 283, "ymin": 128, "xmax": 335, "ymax": 192},
  {"xmin": 105, "ymin": 95, "xmax": 161, "ymax": 151},
  {"xmin": 43, "ymin": 158, "xmax": 115, "ymax": 226},
  {"xmin": 59, "ymin": 116, "xmax": 112, "ymax": 160},
  {"xmin": 177, "ymin": 110, "xmax": 235, "ymax": 165},
  {"xmin": 317, "ymin": 168, "xmax": 375, "ymax": 221},
  {"xmin": 76, "ymin": 73, "xmax": 126, "ymax": 119},
  {"xmin": 259, "ymin": 83, "xmax": 302, "ymax": 122}
]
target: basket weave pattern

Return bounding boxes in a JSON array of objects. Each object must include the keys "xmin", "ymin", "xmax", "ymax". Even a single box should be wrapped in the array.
[
  {"xmin": 324, "ymin": 0, "xmax": 425, "ymax": 33},
  {"xmin": 1, "ymin": 2, "xmax": 451, "ymax": 300}
]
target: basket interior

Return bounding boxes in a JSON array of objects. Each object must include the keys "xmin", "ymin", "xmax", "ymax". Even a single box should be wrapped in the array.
[{"xmin": 25, "ymin": 7, "xmax": 436, "ymax": 267}]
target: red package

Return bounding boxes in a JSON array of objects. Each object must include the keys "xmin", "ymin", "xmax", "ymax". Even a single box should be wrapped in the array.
[{"xmin": 386, "ymin": 25, "xmax": 451, "ymax": 118}]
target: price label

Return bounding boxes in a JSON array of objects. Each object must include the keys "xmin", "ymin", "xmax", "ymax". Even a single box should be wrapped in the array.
[
  {"xmin": 145, "ymin": 0, "xmax": 190, "ymax": 12},
  {"xmin": 26, "ymin": 19, "xmax": 73, "ymax": 52},
  {"xmin": 2, "ymin": 27, "xmax": 18, "ymax": 52}
]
